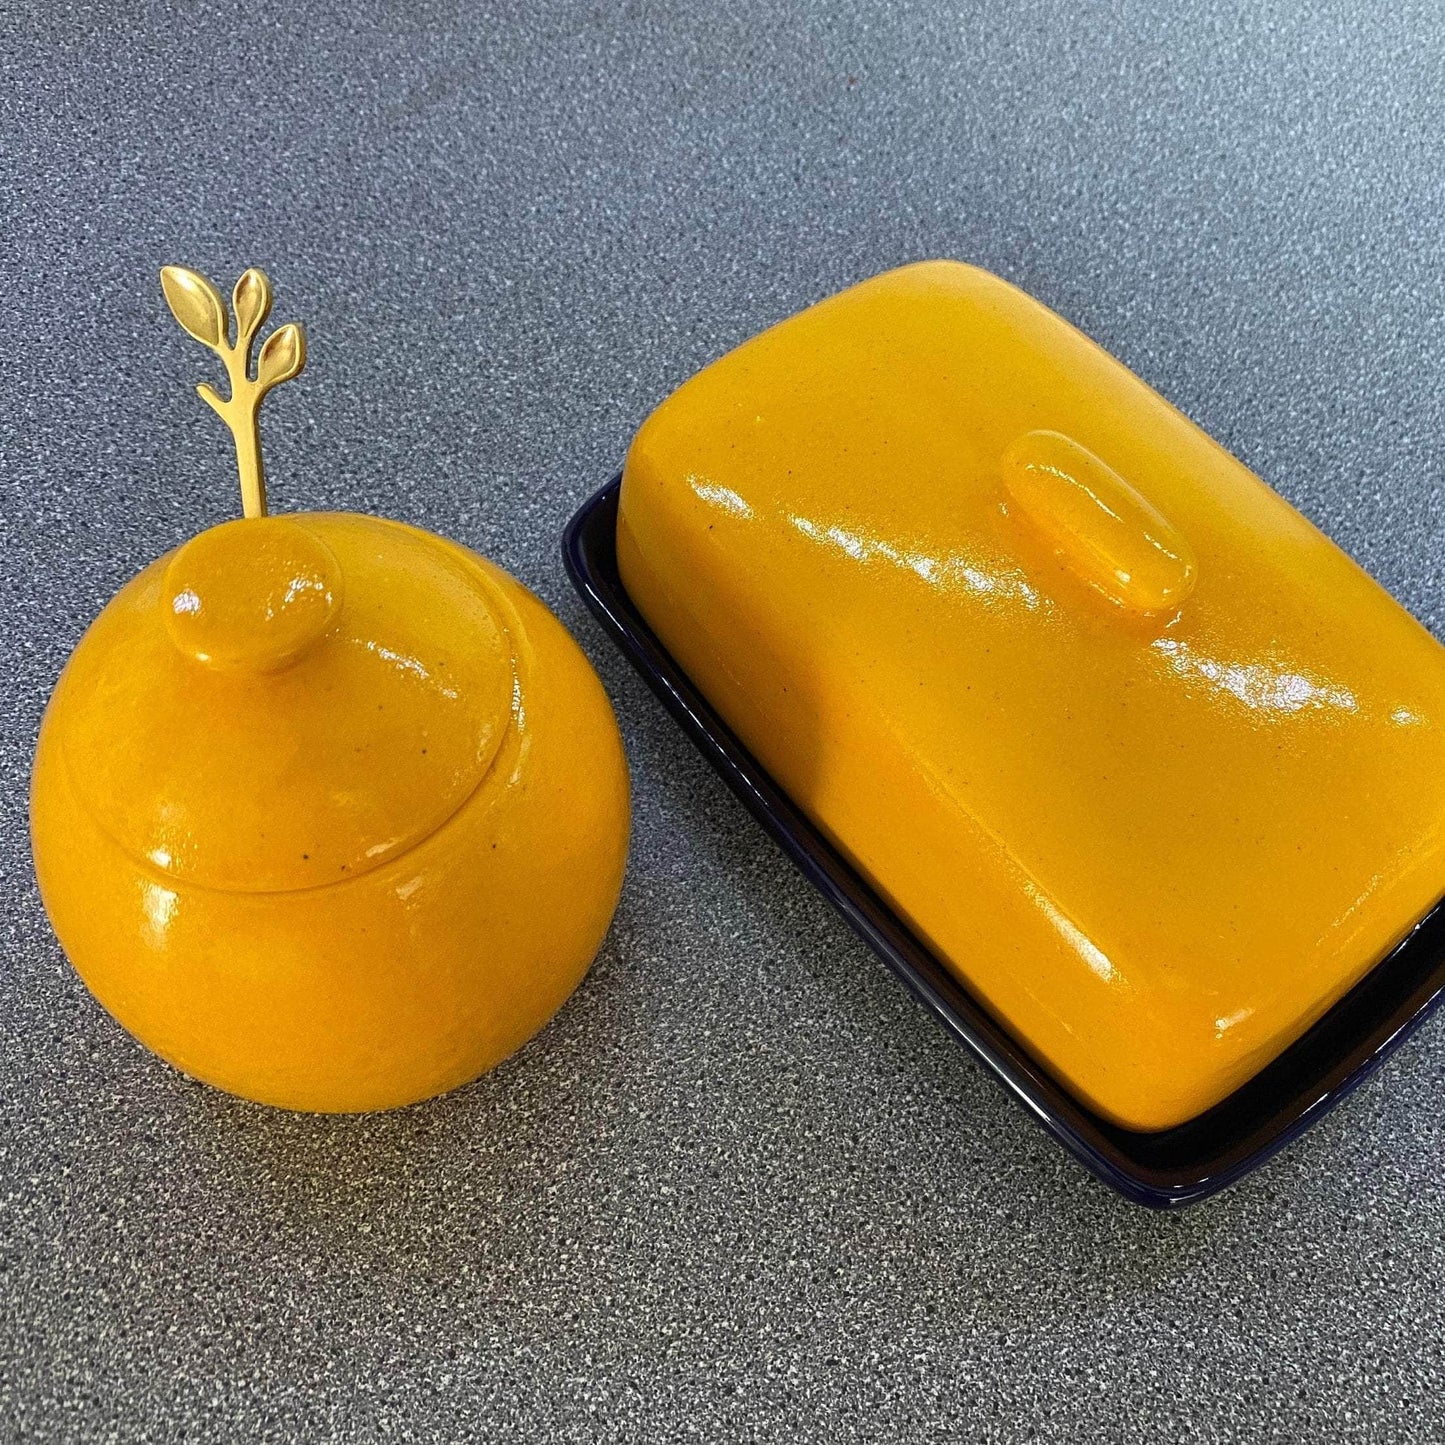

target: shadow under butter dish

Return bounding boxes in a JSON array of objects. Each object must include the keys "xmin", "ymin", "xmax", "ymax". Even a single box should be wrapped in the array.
[
  {"xmin": 31, "ymin": 512, "xmax": 629, "ymax": 1112},
  {"xmin": 617, "ymin": 259, "xmax": 1445, "ymax": 1132}
]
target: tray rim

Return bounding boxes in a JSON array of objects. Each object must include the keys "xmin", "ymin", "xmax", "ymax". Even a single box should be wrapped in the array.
[{"xmin": 562, "ymin": 472, "xmax": 1445, "ymax": 1207}]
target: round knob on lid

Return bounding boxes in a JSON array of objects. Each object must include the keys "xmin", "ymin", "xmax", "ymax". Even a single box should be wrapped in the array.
[{"xmin": 161, "ymin": 516, "xmax": 343, "ymax": 672}]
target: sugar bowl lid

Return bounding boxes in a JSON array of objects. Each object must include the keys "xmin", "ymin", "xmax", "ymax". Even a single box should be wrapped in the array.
[{"xmin": 47, "ymin": 266, "xmax": 515, "ymax": 894}]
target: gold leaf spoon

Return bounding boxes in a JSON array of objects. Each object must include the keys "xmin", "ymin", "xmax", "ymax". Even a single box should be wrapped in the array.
[{"xmin": 160, "ymin": 265, "xmax": 306, "ymax": 518}]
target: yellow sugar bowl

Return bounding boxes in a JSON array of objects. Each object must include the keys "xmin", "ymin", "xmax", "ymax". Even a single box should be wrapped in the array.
[{"xmin": 29, "ymin": 266, "xmax": 630, "ymax": 1112}]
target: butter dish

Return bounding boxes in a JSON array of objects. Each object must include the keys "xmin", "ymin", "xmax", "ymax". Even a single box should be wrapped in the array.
[{"xmin": 564, "ymin": 260, "xmax": 1445, "ymax": 1201}]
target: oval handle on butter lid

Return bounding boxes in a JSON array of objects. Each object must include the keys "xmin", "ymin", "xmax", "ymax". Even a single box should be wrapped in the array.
[{"xmin": 1001, "ymin": 429, "xmax": 1197, "ymax": 614}]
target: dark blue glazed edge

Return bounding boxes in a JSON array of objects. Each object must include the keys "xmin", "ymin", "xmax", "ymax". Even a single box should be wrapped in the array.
[{"xmin": 562, "ymin": 474, "xmax": 1445, "ymax": 1207}]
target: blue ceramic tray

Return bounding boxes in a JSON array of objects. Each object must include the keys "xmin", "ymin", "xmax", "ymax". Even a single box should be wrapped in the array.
[{"xmin": 563, "ymin": 474, "xmax": 1445, "ymax": 1206}]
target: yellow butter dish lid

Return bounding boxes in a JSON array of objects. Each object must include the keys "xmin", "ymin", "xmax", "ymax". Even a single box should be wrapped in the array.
[{"xmin": 616, "ymin": 259, "xmax": 1445, "ymax": 1133}]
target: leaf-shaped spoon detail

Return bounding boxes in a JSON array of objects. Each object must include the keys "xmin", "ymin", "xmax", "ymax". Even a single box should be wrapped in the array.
[{"xmin": 161, "ymin": 265, "xmax": 307, "ymax": 518}]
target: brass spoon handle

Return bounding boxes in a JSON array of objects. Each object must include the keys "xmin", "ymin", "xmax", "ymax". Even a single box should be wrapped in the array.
[{"xmin": 160, "ymin": 266, "xmax": 307, "ymax": 518}]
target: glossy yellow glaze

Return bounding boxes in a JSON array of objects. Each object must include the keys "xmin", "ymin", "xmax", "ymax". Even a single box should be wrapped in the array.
[
  {"xmin": 618, "ymin": 259, "xmax": 1445, "ymax": 1131},
  {"xmin": 31, "ymin": 512, "xmax": 630, "ymax": 1112}
]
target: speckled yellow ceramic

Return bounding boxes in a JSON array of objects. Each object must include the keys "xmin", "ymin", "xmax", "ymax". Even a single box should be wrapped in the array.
[
  {"xmin": 29, "ymin": 268, "xmax": 629, "ymax": 1113},
  {"xmin": 618, "ymin": 259, "xmax": 1445, "ymax": 1132}
]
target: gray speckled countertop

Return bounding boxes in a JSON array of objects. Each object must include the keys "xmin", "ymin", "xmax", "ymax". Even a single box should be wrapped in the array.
[{"xmin": 4, "ymin": 1, "xmax": 1445, "ymax": 1440}]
